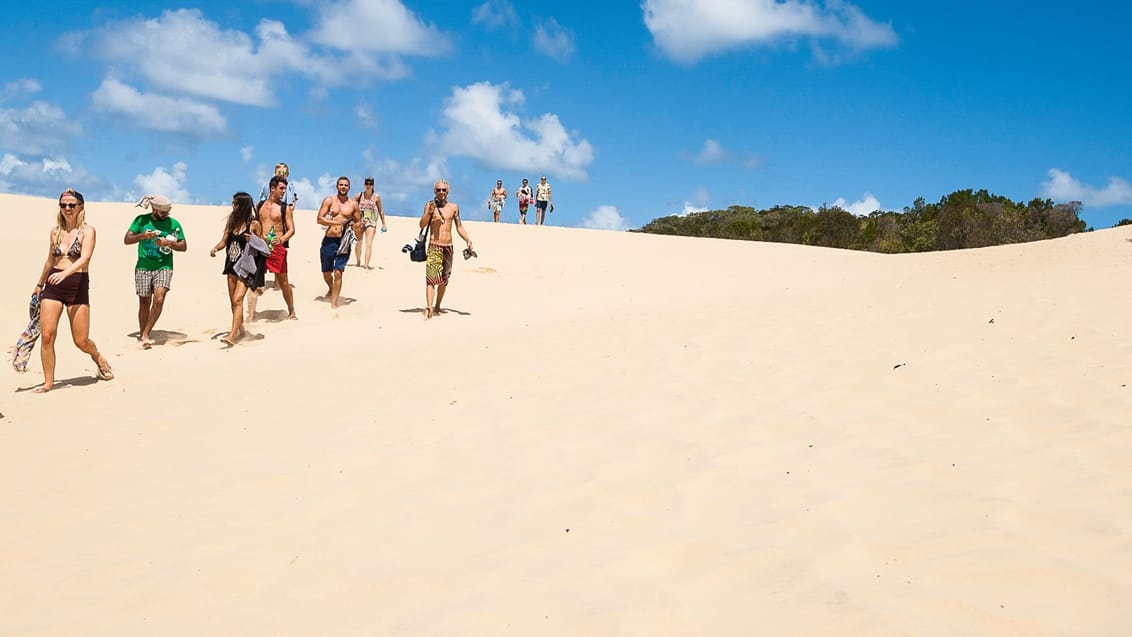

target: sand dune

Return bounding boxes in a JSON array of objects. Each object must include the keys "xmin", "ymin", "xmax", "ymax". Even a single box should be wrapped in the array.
[{"xmin": 2, "ymin": 193, "xmax": 1130, "ymax": 635}]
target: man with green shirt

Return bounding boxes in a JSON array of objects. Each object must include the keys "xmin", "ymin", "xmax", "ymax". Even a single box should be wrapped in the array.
[{"xmin": 124, "ymin": 194, "xmax": 187, "ymax": 349}]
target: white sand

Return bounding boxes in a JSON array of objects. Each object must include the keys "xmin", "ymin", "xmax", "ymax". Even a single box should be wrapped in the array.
[{"xmin": 2, "ymin": 193, "xmax": 1130, "ymax": 635}]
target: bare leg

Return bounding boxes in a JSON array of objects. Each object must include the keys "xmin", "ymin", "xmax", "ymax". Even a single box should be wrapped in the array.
[
  {"xmin": 36, "ymin": 299, "xmax": 64, "ymax": 392},
  {"xmin": 424, "ymin": 285, "xmax": 435, "ymax": 319},
  {"xmin": 364, "ymin": 227, "xmax": 376, "ymax": 269},
  {"xmin": 137, "ymin": 295, "xmax": 150, "ymax": 344},
  {"xmin": 224, "ymin": 275, "xmax": 248, "ymax": 346},
  {"xmin": 140, "ymin": 286, "xmax": 168, "ymax": 347},
  {"xmin": 520, "ymin": 213, "xmax": 527, "ymax": 225},
  {"xmin": 321, "ymin": 271, "xmax": 333, "ymax": 298},
  {"xmin": 245, "ymin": 288, "xmax": 261, "ymax": 322},
  {"xmin": 434, "ymin": 283, "xmax": 448, "ymax": 315},
  {"xmin": 278, "ymin": 272, "xmax": 297, "ymax": 319},
  {"xmin": 331, "ymin": 270, "xmax": 344, "ymax": 308},
  {"xmin": 67, "ymin": 304, "xmax": 112, "ymax": 380}
]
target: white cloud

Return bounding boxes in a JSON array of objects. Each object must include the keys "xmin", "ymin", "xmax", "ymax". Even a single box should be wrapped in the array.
[
  {"xmin": 1041, "ymin": 168, "xmax": 1132, "ymax": 208},
  {"xmin": 682, "ymin": 202, "xmax": 710, "ymax": 215},
  {"xmin": 533, "ymin": 18, "xmax": 577, "ymax": 63},
  {"xmin": 580, "ymin": 205, "xmax": 630, "ymax": 231},
  {"xmin": 686, "ymin": 139, "xmax": 728, "ymax": 165},
  {"xmin": 132, "ymin": 162, "xmax": 192, "ymax": 203},
  {"xmin": 360, "ymin": 150, "xmax": 450, "ymax": 206},
  {"xmin": 435, "ymin": 81, "xmax": 594, "ymax": 180},
  {"xmin": 354, "ymin": 103, "xmax": 379, "ymax": 129},
  {"xmin": 290, "ymin": 174, "xmax": 338, "ymax": 211},
  {"xmin": 92, "ymin": 77, "xmax": 226, "ymax": 135},
  {"xmin": 0, "ymin": 153, "xmax": 25, "ymax": 175},
  {"xmin": 643, "ymin": 0, "xmax": 898, "ymax": 64},
  {"xmin": 240, "ymin": 146, "xmax": 254, "ymax": 163},
  {"xmin": 0, "ymin": 78, "xmax": 42, "ymax": 100},
  {"xmin": 0, "ymin": 100, "xmax": 82, "ymax": 155},
  {"xmin": 309, "ymin": 0, "xmax": 448, "ymax": 55},
  {"xmin": 0, "ymin": 153, "xmax": 97, "ymax": 195},
  {"xmin": 831, "ymin": 192, "xmax": 881, "ymax": 216},
  {"xmin": 472, "ymin": 1, "xmax": 519, "ymax": 29},
  {"xmin": 682, "ymin": 139, "xmax": 762, "ymax": 168},
  {"xmin": 79, "ymin": 10, "xmax": 286, "ymax": 106},
  {"xmin": 74, "ymin": 7, "xmax": 419, "ymax": 113}
]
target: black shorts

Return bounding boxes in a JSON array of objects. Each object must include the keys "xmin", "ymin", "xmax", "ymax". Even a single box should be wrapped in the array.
[{"xmin": 40, "ymin": 269, "xmax": 90, "ymax": 306}]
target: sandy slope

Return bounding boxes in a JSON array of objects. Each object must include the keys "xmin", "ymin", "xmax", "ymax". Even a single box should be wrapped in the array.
[{"xmin": 2, "ymin": 193, "xmax": 1130, "ymax": 635}]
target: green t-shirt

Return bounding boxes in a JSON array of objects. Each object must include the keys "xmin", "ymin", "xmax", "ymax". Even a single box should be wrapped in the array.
[{"xmin": 128, "ymin": 214, "xmax": 185, "ymax": 271}]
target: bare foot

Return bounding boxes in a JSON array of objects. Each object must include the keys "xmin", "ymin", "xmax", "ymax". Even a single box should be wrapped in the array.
[
  {"xmin": 34, "ymin": 384, "xmax": 52, "ymax": 394},
  {"xmin": 433, "ymin": 306, "xmax": 443, "ymax": 316},
  {"xmin": 288, "ymin": 313, "xmax": 299, "ymax": 320},
  {"xmin": 220, "ymin": 336, "xmax": 237, "ymax": 347},
  {"xmin": 94, "ymin": 355, "xmax": 114, "ymax": 381},
  {"xmin": 424, "ymin": 307, "xmax": 433, "ymax": 320}
]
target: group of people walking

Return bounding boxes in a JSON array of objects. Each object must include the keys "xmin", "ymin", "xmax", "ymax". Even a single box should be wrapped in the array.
[
  {"xmin": 24, "ymin": 163, "xmax": 475, "ymax": 394},
  {"xmin": 487, "ymin": 176, "xmax": 553, "ymax": 225}
]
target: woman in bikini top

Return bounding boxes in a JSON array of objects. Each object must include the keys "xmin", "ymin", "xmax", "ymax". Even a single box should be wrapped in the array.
[{"xmin": 52, "ymin": 231, "xmax": 83, "ymax": 260}]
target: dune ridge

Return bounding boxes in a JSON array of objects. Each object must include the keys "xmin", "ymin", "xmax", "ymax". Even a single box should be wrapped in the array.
[{"xmin": 2, "ymin": 193, "xmax": 1130, "ymax": 636}]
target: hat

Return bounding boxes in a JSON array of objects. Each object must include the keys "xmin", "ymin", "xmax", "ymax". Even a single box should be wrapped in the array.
[
  {"xmin": 59, "ymin": 188, "xmax": 84, "ymax": 204},
  {"xmin": 136, "ymin": 194, "xmax": 173, "ymax": 212}
]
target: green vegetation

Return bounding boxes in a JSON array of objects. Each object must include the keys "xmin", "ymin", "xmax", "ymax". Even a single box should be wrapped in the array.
[{"xmin": 635, "ymin": 189, "xmax": 1088, "ymax": 253}]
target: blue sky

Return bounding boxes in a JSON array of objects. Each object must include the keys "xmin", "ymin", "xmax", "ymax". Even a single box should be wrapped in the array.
[{"xmin": 1, "ymin": 1, "xmax": 1130, "ymax": 231}]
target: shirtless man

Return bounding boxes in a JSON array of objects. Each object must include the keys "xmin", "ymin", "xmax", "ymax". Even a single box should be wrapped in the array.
[
  {"xmin": 535, "ymin": 175, "xmax": 553, "ymax": 226},
  {"xmin": 487, "ymin": 179, "xmax": 507, "ymax": 222},
  {"xmin": 419, "ymin": 179, "xmax": 474, "ymax": 319},
  {"xmin": 256, "ymin": 175, "xmax": 298, "ymax": 320},
  {"xmin": 317, "ymin": 176, "xmax": 361, "ymax": 309},
  {"xmin": 515, "ymin": 178, "xmax": 532, "ymax": 225}
]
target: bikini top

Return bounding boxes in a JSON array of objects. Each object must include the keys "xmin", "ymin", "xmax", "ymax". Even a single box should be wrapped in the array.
[{"xmin": 52, "ymin": 231, "xmax": 82, "ymax": 259}]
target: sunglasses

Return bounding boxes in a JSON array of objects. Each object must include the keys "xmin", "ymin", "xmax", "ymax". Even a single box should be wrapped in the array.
[
  {"xmin": 435, "ymin": 188, "xmax": 448, "ymax": 192},
  {"xmin": 59, "ymin": 203, "xmax": 80, "ymax": 209}
]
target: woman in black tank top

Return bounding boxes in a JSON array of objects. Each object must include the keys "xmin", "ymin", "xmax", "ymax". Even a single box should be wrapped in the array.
[{"xmin": 210, "ymin": 192, "xmax": 263, "ymax": 346}]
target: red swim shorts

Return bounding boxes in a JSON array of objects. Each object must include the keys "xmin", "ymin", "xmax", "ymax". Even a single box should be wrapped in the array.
[{"xmin": 266, "ymin": 243, "xmax": 288, "ymax": 274}]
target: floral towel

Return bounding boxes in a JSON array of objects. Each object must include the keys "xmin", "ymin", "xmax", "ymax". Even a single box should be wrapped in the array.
[{"xmin": 11, "ymin": 293, "xmax": 41, "ymax": 373}]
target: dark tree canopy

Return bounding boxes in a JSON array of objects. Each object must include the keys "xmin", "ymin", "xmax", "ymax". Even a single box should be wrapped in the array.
[{"xmin": 635, "ymin": 190, "xmax": 1088, "ymax": 253}]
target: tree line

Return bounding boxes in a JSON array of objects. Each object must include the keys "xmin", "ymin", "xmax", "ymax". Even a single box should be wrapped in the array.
[{"xmin": 635, "ymin": 189, "xmax": 1088, "ymax": 253}]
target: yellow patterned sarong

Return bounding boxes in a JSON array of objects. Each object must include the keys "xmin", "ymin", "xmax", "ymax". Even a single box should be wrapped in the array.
[{"xmin": 425, "ymin": 244, "xmax": 453, "ymax": 285}]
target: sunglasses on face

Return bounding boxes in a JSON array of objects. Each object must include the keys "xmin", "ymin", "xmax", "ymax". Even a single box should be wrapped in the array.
[
  {"xmin": 435, "ymin": 188, "xmax": 448, "ymax": 192},
  {"xmin": 59, "ymin": 203, "xmax": 79, "ymax": 209}
]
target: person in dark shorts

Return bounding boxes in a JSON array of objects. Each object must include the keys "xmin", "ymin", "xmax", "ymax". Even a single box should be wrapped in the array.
[{"xmin": 31, "ymin": 188, "xmax": 114, "ymax": 393}]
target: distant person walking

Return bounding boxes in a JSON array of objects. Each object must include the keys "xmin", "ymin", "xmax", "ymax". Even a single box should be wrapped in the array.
[
  {"xmin": 419, "ymin": 179, "xmax": 474, "ymax": 319},
  {"xmin": 535, "ymin": 175, "xmax": 553, "ymax": 226},
  {"xmin": 210, "ymin": 192, "xmax": 266, "ymax": 346},
  {"xmin": 32, "ymin": 189, "xmax": 113, "ymax": 392},
  {"xmin": 515, "ymin": 178, "xmax": 532, "ymax": 225},
  {"xmin": 317, "ymin": 177, "xmax": 362, "ymax": 309},
  {"xmin": 354, "ymin": 176, "xmax": 386, "ymax": 269},
  {"xmin": 124, "ymin": 194, "xmax": 187, "ymax": 349},
  {"xmin": 258, "ymin": 175, "xmax": 298, "ymax": 320},
  {"xmin": 259, "ymin": 162, "xmax": 298, "ymax": 208},
  {"xmin": 488, "ymin": 179, "xmax": 507, "ymax": 222}
]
